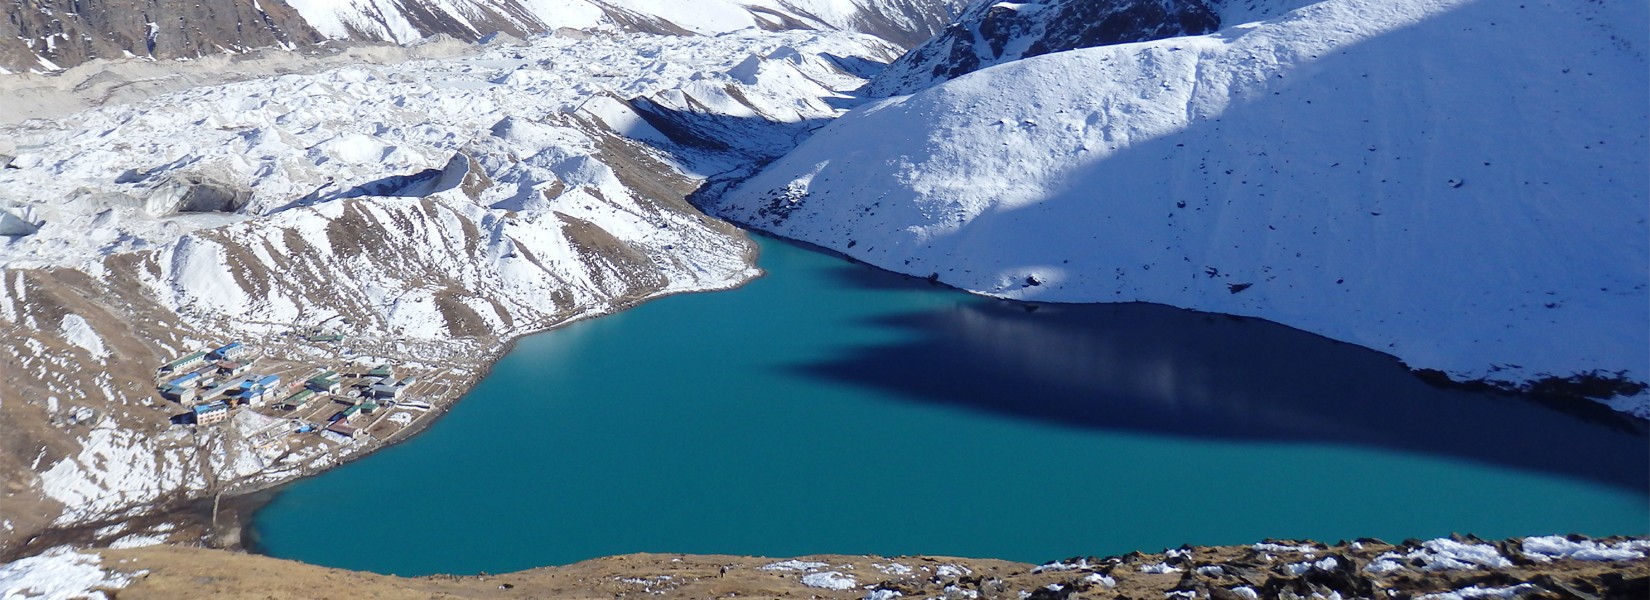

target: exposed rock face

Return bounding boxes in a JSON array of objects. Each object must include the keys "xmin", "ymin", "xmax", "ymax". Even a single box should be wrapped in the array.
[
  {"xmin": 804, "ymin": 0, "xmax": 971, "ymax": 49},
  {"xmin": 0, "ymin": 0, "xmax": 324, "ymax": 72},
  {"xmin": 869, "ymin": 0, "xmax": 1217, "ymax": 96}
]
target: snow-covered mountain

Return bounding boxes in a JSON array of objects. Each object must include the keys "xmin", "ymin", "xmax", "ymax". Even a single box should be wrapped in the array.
[
  {"xmin": 866, "ymin": 0, "xmax": 1322, "ymax": 96},
  {"xmin": 279, "ymin": 0, "xmax": 966, "ymax": 46},
  {"xmin": 0, "ymin": 0, "xmax": 963, "ymax": 73},
  {"xmin": 709, "ymin": 0, "xmax": 1650, "ymax": 413},
  {"xmin": 0, "ymin": 28, "xmax": 897, "ymax": 551}
]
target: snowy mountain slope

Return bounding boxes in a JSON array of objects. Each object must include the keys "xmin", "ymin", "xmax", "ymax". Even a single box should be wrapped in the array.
[
  {"xmin": 0, "ymin": 30, "xmax": 897, "ymax": 271},
  {"xmin": 0, "ymin": 0, "xmax": 961, "ymax": 73},
  {"xmin": 710, "ymin": 0, "xmax": 1650, "ymax": 413},
  {"xmin": 866, "ymin": 0, "xmax": 1321, "ymax": 97},
  {"xmin": 0, "ymin": 29, "xmax": 895, "ymax": 550},
  {"xmin": 282, "ymin": 0, "xmax": 966, "ymax": 46}
]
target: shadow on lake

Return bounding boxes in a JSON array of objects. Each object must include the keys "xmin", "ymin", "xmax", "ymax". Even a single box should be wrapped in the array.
[{"xmin": 793, "ymin": 257, "xmax": 1649, "ymax": 494}]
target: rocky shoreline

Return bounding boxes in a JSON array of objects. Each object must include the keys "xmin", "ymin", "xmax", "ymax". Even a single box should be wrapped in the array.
[{"xmin": 15, "ymin": 534, "xmax": 1638, "ymax": 599}]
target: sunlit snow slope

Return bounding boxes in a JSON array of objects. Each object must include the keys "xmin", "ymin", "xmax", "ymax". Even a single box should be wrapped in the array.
[{"xmin": 711, "ymin": 0, "xmax": 1650, "ymax": 413}]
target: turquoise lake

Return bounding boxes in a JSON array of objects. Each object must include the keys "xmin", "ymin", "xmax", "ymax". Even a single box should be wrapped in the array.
[{"xmin": 249, "ymin": 235, "xmax": 1649, "ymax": 576}]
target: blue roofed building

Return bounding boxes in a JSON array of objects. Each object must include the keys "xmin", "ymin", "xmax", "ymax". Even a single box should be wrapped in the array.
[
  {"xmin": 209, "ymin": 341, "xmax": 247, "ymax": 361},
  {"xmin": 166, "ymin": 372, "xmax": 202, "ymax": 389},
  {"xmin": 193, "ymin": 401, "xmax": 230, "ymax": 425}
]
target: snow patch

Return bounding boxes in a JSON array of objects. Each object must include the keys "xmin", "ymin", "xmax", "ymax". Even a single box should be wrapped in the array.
[
  {"xmin": 801, "ymin": 571, "xmax": 857, "ymax": 590},
  {"xmin": 57, "ymin": 314, "xmax": 108, "ymax": 359},
  {"xmin": 0, "ymin": 547, "xmax": 137, "ymax": 600},
  {"xmin": 762, "ymin": 560, "xmax": 828, "ymax": 571},
  {"xmin": 1418, "ymin": 584, "xmax": 1539, "ymax": 600},
  {"xmin": 1520, "ymin": 536, "xmax": 1650, "ymax": 562}
]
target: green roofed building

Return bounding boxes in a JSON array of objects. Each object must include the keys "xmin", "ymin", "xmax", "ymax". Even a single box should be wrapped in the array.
[
  {"xmin": 157, "ymin": 351, "xmax": 209, "ymax": 376},
  {"xmin": 306, "ymin": 370, "xmax": 343, "ymax": 393},
  {"xmin": 282, "ymin": 389, "xmax": 316, "ymax": 410}
]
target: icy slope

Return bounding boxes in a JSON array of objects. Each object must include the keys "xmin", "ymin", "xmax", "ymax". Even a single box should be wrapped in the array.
[
  {"xmin": 0, "ymin": 29, "xmax": 894, "ymax": 547},
  {"xmin": 711, "ymin": 0, "xmax": 1650, "ymax": 412}
]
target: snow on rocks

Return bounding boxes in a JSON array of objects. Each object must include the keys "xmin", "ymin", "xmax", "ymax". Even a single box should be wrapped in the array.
[
  {"xmin": 0, "ymin": 547, "xmax": 138, "ymax": 600},
  {"xmin": 1254, "ymin": 542, "xmax": 1320, "ymax": 554},
  {"xmin": 1366, "ymin": 539, "xmax": 1510, "ymax": 573},
  {"xmin": 1520, "ymin": 536, "xmax": 1650, "ymax": 562},
  {"xmin": 874, "ymin": 562, "xmax": 913, "ymax": 575},
  {"xmin": 1418, "ymin": 584, "xmax": 1539, "ymax": 600},
  {"xmin": 712, "ymin": 0, "xmax": 1650, "ymax": 414},
  {"xmin": 762, "ymin": 560, "xmax": 830, "ymax": 572},
  {"xmin": 934, "ymin": 564, "xmax": 972, "ymax": 578},
  {"xmin": 38, "ymin": 424, "xmax": 198, "ymax": 526},
  {"xmin": 1284, "ymin": 556, "xmax": 1339, "ymax": 575},
  {"xmin": 801, "ymin": 570, "xmax": 858, "ymax": 590},
  {"xmin": 1032, "ymin": 558, "xmax": 1097, "ymax": 573},
  {"xmin": 106, "ymin": 534, "xmax": 169, "ymax": 550},
  {"xmin": 1083, "ymin": 572, "xmax": 1117, "ymax": 587}
]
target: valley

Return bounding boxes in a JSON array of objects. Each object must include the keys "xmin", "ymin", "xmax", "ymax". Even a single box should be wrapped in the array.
[{"xmin": 0, "ymin": 0, "xmax": 1645, "ymax": 596}]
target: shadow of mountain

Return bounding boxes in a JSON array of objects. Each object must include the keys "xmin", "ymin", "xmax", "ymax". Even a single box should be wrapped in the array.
[
  {"xmin": 821, "ymin": 52, "xmax": 890, "ymax": 79},
  {"xmin": 629, "ymin": 97, "xmax": 834, "ymax": 162},
  {"xmin": 787, "ymin": 259, "xmax": 1648, "ymax": 493},
  {"xmin": 268, "ymin": 166, "xmax": 447, "ymax": 213},
  {"xmin": 723, "ymin": 1, "xmax": 1649, "ymax": 495}
]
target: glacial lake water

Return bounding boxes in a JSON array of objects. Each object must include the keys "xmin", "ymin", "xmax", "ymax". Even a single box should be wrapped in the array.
[{"xmin": 249, "ymin": 235, "xmax": 1649, "ymax": 576}]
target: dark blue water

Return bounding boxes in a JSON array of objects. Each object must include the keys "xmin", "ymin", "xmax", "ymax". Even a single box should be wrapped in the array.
[{"xmin": 250, "ymin": 235, "xmax": 1648, "ymax": 576}]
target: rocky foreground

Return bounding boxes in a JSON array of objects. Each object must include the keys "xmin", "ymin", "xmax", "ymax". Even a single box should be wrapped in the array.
[{"xmin": 3, "ymin": 535, "xmax": 1645, "ymax": 599}]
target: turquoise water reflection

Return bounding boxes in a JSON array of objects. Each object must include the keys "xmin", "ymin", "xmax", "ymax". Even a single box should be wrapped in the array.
[{"xmin": 251, "ymin": 236, "xmax": 1648, "ymax": 576}]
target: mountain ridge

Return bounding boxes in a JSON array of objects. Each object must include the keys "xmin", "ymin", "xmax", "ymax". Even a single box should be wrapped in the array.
[{"xmin": 0, "ymin": 0, "xmax": 965, "ymax": 73}]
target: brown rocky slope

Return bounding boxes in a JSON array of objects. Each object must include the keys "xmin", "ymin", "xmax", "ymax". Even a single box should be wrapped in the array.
[{"xmin": 87, "ymin": 535, "xmax": 1650, "ymax": 600}]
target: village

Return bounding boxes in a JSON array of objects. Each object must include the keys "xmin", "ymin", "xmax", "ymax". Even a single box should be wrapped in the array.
[{"xmin": 151, "ymin": 333, "xmax": 452, "ymax": 457}]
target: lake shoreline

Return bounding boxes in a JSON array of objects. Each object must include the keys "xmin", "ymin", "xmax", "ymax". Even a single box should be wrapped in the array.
[
  {"xmin": 0, "ymin": 231, "xmax": 769, "ymax": 564},
  {"xmin": 249, "ymin": 234, "xmax": 1647, "ymax": 575},
  {"xmin": 10, "ymin": 227, "xmax": 1644, "ymax": 570},
  {"xmin": 97, "ymin": 535, "xmax": 1650, "ymax": 599}
]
